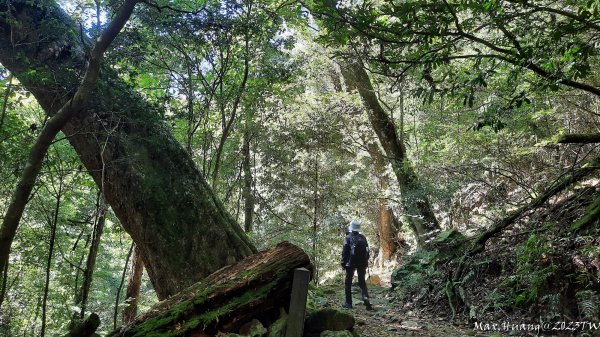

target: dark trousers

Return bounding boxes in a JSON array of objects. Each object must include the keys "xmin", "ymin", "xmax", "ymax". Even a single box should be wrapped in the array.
[{"xmin": 344, "ymin": 266, "xmax": 369, "ymax": 305}]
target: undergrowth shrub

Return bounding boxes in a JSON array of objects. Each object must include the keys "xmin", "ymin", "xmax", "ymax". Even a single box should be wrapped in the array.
[{"xmin": 500, "ymin": 234, "xmax": 558, "ymax": 307}]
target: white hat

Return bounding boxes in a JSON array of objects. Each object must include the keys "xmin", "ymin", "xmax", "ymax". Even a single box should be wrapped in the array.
[{"xmin": 349, "ymin": 220, "xmax": 361, "ymax": 232}]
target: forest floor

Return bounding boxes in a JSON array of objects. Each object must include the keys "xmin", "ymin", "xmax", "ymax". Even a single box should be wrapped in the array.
[{"xmin": 317, "ymin": 284, "xmax": 504, "ymax": 337}]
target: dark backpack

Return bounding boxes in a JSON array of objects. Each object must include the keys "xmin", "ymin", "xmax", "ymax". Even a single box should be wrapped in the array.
[{"xmin": 350, "ymin": 234, "xmax": 369, "ymax": 267}]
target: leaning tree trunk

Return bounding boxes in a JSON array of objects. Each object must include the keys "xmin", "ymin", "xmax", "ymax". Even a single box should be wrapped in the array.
[
  {"xmin": 340, "ymin": 60, "xmax": 440, "ymax": 245},
  {"xmin": 108, "ymin": 242, "xmax": 313, "ymax": 337},
  {"xmin": 0, "ymin": 0, "xmax": 256, "ymax": 299}
]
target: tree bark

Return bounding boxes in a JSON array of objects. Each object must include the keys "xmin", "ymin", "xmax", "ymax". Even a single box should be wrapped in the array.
[
  {"xmin": 114, "ymin": 243, "xmax": 134, "ymax": 330},
  {"xmin": 340, "ymin": 60, "xmax": 440, "ymax": 245},
  {"xmin": 0, "ymin": 0, "xmax": 256, "ymax": 299},
  {"xmin": 0, "ymin": 260, "xmax": 7, "ymax": 309},
  {"xmin": 366, "ymin": 142, "xmax": 401, "ymax": 263},
  {"xmin": 108, "ymin": 242, "xmax": 313, "ymax": 337},
  {"xmin": 122, "ymin": 244, "xmax": 144, "ymax": 324},
  {"xmin": 242, "ymin": 130, "xmax": 255, "ymax": 232}
]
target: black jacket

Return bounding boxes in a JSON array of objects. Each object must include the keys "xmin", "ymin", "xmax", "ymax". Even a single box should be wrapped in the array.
[{"xmin": 341, "ymin": 232, "xmax": 369, "ymax": 268}]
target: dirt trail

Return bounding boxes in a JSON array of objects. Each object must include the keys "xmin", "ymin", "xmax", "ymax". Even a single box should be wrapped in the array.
[{"xmin": 317, "ymin": 284, "xmax": 495, "ymax": 337}]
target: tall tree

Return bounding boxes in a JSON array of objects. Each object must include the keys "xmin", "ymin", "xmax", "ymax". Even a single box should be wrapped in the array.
[
  {"xmin": 74, "ymin": 193, "xmax": 107, "ymax": 319},
  {"xmin": 122, "ymin": 245, "xmax": 143, "ymax": 324},
  {"xmin": 367, "ymin": 141, "xmax": 404, "ymax": 261},
  {"xmin": 341, "ymin": 60, "xmax": 440, "ymax": 244},
  {"xmin": 40, "ymin": 170, "xmax": 64, "ymax": 337},
  {"xmin": 0, "ymin": 0, "xmax": 256, "ymax": 299},
  {"xmin": 242, "ymin": 119, "xmax": 255, "ymax": 232}
]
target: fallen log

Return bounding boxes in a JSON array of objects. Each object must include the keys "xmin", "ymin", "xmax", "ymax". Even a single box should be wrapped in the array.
[
  {"xmin": 556, "ymin": 133, "xmax": 600, "ymax": 144},
  {"xmin": 108, "ymin": 242, "xmax": 313, "ymax": 337},
  {"xmin": 571, "ymin": 193, "xmax": 600, "ymax": 231}
]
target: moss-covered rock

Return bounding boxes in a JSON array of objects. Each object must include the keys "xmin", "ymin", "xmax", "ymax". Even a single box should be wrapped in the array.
[
  {"xmin": 391, "ymin": 229, "xmax": 467, "ymax": 290},
  {"xmin": 429, "ymin": 229, "xmax": 467, "ymax": 256},
  {"xmin": 304, "ymin": 308, "xmax": 355, "ymax": 333}
]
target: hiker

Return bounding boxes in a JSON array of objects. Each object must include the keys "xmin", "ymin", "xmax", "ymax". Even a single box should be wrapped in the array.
[{"xmin": 341, "ymin": 220, "xmax": 372, "ymax": 310}]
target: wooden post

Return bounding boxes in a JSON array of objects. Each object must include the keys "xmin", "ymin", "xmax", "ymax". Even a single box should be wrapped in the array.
[{"xmin": 286, "ymin": 268, "xmax": 310, "ymax": 337}]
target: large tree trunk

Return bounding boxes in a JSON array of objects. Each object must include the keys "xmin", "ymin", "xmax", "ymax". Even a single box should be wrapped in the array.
[
  {"xmin": 366, "ymin": 142, "xmax": 403, "ymax": 263},
  {"xmin": 340, "ymin": 60, "xmax": 440, "ymax": 245},
  {"xmin": 108, "ymin": 242, "xmax": 313, "ymax": 337},
  {"xmin": 0, "ymin": 0, "xmax": 256, "ymax": 299}
]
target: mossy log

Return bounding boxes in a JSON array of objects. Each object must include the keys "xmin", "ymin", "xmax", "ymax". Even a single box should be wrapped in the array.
[
  {"xmin": 108, "ymin": 242, "xmax": 313, "ymax": 337},
  {"xmin": 556, "ymin": 133, "xmax": 600, "ymax": 144},
  {"xmin": 571, "ymin": 194, "xmax": 600, "ymax": 231}
]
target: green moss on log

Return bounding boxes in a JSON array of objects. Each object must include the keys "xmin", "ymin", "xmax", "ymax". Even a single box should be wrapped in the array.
[
  {"xmin": 108, "ymin": 242, "xmax": 313, "ymax": 337},
  {"xmin": 120, "ymin": 277, "xmax": 281, "ymax": 337},
  {"xmin": 571, "ymin": 196, "xmax": 600, "ymax": 231}
]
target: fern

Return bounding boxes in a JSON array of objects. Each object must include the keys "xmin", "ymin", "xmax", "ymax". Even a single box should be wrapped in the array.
[
  {"xmin": 576, "ymin": 290, "xmax": 599, "ymax": 319},
  {"xmin": 540, "ymin": 294, "xmax": 561, "ymax": 321}
]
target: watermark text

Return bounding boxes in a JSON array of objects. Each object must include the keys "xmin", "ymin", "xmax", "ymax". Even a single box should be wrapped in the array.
[{"xmin": 473, "ymin": 321, "xmax": 600, "ymax": 333}]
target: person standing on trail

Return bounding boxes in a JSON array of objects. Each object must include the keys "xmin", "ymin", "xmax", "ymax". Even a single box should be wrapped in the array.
[{"xmin": 341, "ymin": 220, "xmax": 372, "ymax": 310}]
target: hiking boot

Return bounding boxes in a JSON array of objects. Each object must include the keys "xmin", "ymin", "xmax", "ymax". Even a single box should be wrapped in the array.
[
  {"xmin": 342, "ymin": 303, "xmax": 353, "ymax": 309},
  {"xmin": 364, "ymin": 299, "xmax": 373, "ymax": 310}
]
